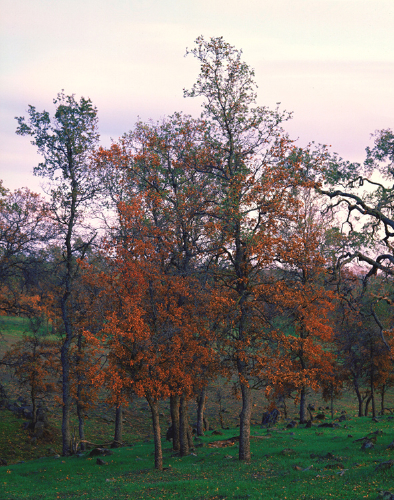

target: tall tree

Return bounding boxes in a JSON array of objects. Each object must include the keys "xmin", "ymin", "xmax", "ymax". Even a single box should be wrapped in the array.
[
  {"xmin": 15, "ymin": 91, "xmax": 100, "ymax": 456},
  {"xmin": 184, "ymin": 36, "xmax": 323, "ymax": 461}
]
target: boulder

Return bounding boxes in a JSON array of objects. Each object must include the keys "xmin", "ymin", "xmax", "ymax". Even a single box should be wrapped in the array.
[
  {"xmin": 33, "ymin": 421, "xmax": 45, "ymax": 439},
  {"xmin": 89, "ymin": 448, "xmax": 113, "ymax": 457},
  {"xmin": 261, "ymin": 409, "xmax": 280, "ymax": 427},
  {"xmin": 361, "ymin": 440, "xmax": 374, "ymax": 450},
  {"xmin": 286, "ymin": 420, "xmax": 297, "ymax": 429}
]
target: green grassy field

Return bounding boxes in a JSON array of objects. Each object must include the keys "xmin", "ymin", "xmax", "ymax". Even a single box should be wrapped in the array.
[{"xmin": 0, "ymin": 419, "xmax": 394, "ymax": 499}]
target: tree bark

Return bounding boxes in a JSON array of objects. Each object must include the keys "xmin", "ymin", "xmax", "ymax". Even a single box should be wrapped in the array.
[
  {"xmin": 380, "ymin": 385, "xmax": 386, "ymax": 415},
  {"xmin": 147, "ymin": 397, "xmax": 163, "ymax": 470},
  {"xmin": 113, "ymin": 404, "xmax": 123, "ymax": 447},
  {"xmin": 370, "ymin": 368, "xmax": 376, "ymax": 418},
  {"xmin": 61, "ymin": 335, "xmax": 72, "ymax": 456},
  {"xmin": 353, "ymin": 380, "xmax": 364, "ymax": 417},
  {"xmin": 364, "ymin": 394, "xmax": 372, "ymax": 416},
  {"xmin": 170, "ymin": 395, "xmax": 180, "ymax": 452},
  {"xmin": 76, "ymin": 333, "xmax": 85, "ymax": 451},
  {"xmin": 299, "ymin": 386, "xmax": 307, "ymax": 423},
  {"xmin": 76, "ymin": 400, "xmax": 85, "ymax": 451},
  {"xmin": 179, "ymin": 395, "xmax": 189, "ymax": 457},
  {"xmin": 238, "ymin": 369, "xmax": 252, "ymax": 462},
  {"xmin": 196, "ymin": 387, "xmax": 207, "ymax": 436}
]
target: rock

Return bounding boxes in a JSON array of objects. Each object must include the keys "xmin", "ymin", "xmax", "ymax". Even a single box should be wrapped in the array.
[
  {"xmin": 386, "ymin": 441, "xmax": 394, "ymax": 450},
  {"xmin": 211, "ymin": 430, "xmax": 223, "ymax": 436},
  {"xmin": 361, "ymin": 440, "xmax": 374, "ymax": 450},
  {"xmin": 89, "ymin": 448, "xmax": 113, "ymax": 457},
  {"xmin": 0, "ymin": 458, "xmax": 7, "ymax": 466},
  {"xmin": 96, "ymin": 458, "xmax": 106, "ymax": 465},
  {"xmin": 377, "ymin": 491, "xmax": 394, "ymax": 500},
  {"xmin": 261, "ymin": 409, "xmax": 280, "ymax": 427},
  {"xmin": 305, "ymin": 420, "xmax": 313, "ymax": 428},
  {"xmin": 33, "ymin": 421, "xmax": 45, "ymax": 439},
  {"xmin": 372, "ymin": 417, "xmax": 379, "ymax": 423},
  {"xmin": 338, "ymin": 415, "xmax": 347, "ymax": 422},
  {"xmin": 110, "ymin": 441, "xmax": 122, "ymax": 448},
  {"xmin": 375, "ymin": 460, "xmax": 394, "ymax": 472},
  {"xmin": 281, "ymin": 448, "xmax": 296, "ymax": 456},
  {"xmin": 286, "ymin": 420, "xmax": 297, "ymax": 429},
  {"xmin": 324, "ymin": 462, "xmax": 344, "ymax": 469},
  {"xmin": 166, "ymin": 426, "xmax": 174, "ymax": 441},
  {"xmin": 316, "ymin": 413, "xmax": 325, "ymax": 420},
  {"xmin": 36, "ymin": 408, "xmax": 48, "ymax": 425}
]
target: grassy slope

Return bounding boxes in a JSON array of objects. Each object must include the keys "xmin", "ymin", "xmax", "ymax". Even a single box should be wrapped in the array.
[{"xmin": 0, "ymin": 419, "xmax": 393, "ymax": 500}]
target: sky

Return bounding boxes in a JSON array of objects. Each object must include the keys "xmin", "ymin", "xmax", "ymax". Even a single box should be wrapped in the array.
[{"xmin": 1, "ymin": 0, "xmax": 393, "ymax": 194}]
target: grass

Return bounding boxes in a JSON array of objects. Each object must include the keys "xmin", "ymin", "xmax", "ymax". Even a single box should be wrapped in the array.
[{"xmin": 0, "ymin": 418, "xmax": 394, "ymax": 499}]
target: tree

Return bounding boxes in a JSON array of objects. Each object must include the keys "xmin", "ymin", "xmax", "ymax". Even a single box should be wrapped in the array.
[
  {"xmin": 0, "ymin": 184, "xmax": 54, "ymax": 315},
  {"xmin": 15, "ymin": 91, "xmax": 100, "ymax": 456},
  {"xmin": 265, "ymin": 189, "xmax": 337, "ymax": 423},
  {"xmin": 184, "ymin": 36, "xmax": 324, "ymax": 460},
  {"xmin": 1, "ymin": 299, "xmax": 60, "ymax": 427},
  {"xmin": 320, "ymin": 130, "xmax": 394, "ymax": 328}
]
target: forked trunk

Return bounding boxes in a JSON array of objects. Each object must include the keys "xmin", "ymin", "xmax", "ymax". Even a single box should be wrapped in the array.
[
  {"xmin": 147, "ymin": 397, "xmax": 163, "ymax": 470},
  {"xmin": 170, "ymin": 395, "xmax": 180, "ymax": 452}
]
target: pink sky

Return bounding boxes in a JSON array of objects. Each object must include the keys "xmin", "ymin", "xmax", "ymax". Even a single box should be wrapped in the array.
[{"xmin": 1, "ymin": 0, "xmax": 393, "ymax": 194}]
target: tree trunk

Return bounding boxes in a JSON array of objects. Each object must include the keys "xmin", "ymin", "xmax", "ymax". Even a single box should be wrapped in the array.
[
  {"xmin": 61, "ymin": 336, "xmax": 72, "ymax": 456},
  {"xmin": 299, "ymin": 386, "xmax": 307, "ymax": 423},
  {"xmin": 170, "ymin": 395, "xmax": 180, "ymax": 452},
  {"xmin": 196, "ymin": 387, "xmax": 207, "ymax": 436},
  {"xmin": 76, "ymin": 333, "xmax": 85, "ymax": 451},
  {"xmin": 354, "ymin": 380, "xmax": 364, "ymax": 417},
  {"xmin": 330, "ymin": 391, "xmax": 334, "ymax": 420},
  {"xmin": 113, "ymin": 404, "xmax": 123, "ymax": 447},
  {"xmin": 238, "ymin": 374, "xmax": 252, "ymax": 462},
  {"xmin": 179, "ymin": 395, "xmax": 189, "ymax": 457},
  {"xmin": 364, "ymin": 395, "xmax": 372, "ymax": 416},
  {"xmin": 76, "ymin": 400, "xmax": 85, "ymax": 451},
  {"xmin": 31, "ymin": 384, "xmax": 37, "ymax": 426},
  {"xmin": 147, "ymin": 397, "xmax": 163, "ymax": 470},
  {"xmin": 380, "ymin": 385, "xmax": 386, "ymax": 415},
  {"xmin": 370, "ymin": 369, "xmax": 376, "ymax": 418}
]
